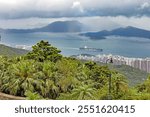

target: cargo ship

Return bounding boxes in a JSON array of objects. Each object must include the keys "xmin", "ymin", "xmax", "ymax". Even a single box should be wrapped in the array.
[{"xmin": 79, "ymin": 46, "xmax": 103, "ymax": 52}]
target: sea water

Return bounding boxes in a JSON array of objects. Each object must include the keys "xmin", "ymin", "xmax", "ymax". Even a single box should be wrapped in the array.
[{"xmin": 1, "ymin": 32, "xmax": 150, "ymax": 58}]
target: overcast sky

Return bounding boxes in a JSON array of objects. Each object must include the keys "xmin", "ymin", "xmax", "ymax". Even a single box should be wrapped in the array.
[{"xmin": 0, "ymin": 0, "xmax": 150, "ymax": 30}]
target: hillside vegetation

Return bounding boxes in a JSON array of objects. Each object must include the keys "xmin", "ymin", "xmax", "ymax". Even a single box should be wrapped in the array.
[
  {"xmin": 82, "ymin": 61, "xmax": 148, "ymax": 87},
  {"xmin": 111, "ymin": 65, "xmax": 148, "ymax": 86},
  {"xmin": 0, "ymin": 40, "xmax": 150, "ymax": 100},
  {"xmin": 0, "ymin": 44, "xmax": 28, "ymax": 57}
]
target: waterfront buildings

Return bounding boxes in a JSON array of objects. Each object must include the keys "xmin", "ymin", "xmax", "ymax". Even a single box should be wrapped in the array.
[{"xmin": 76, "ymin": 54, "xmax": 150, "ymax": 73}]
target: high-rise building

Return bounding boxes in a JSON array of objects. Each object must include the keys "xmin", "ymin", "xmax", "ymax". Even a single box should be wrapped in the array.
[{"xmin": 76, "ymin": 54, "xmax": 150, "ymax": 73}]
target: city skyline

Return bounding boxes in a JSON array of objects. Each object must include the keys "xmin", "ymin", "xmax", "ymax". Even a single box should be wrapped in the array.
[{"xmin": 76, "ymin": 54, "xmax": 150, "ymax": 73}]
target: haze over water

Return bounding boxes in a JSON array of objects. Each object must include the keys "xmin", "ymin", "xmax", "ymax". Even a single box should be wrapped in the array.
[{"xmin": 1, "ymin": 32, "xmax": 150, "ymax": 58}]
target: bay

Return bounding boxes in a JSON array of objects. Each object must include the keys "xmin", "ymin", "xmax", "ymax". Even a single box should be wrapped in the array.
[{"xmin": 1, "ymin": 32, "xmax": 150, "ymax": 58}]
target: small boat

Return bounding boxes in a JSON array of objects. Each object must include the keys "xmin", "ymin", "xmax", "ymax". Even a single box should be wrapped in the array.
[{"xmin": 79, "ymin": 46, "xmax": 103, "ymax": 52}]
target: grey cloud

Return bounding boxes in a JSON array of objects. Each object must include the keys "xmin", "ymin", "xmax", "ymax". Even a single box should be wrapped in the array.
[
  {"xmin": 140, "ymin": 2, "xmax": 150, "ymax": 9},
  {"xmin": 138, "ymin": 2, "xmax": 150, "ymax": 16},
  {"xmin": 0, "ymin": 0, "xmax": 150, "ymax": 19}
]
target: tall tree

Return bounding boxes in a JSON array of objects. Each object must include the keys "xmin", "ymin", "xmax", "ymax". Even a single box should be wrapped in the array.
[{"xmin": 26, "ymin": 40, "xmax": 62, "ymax": 62}]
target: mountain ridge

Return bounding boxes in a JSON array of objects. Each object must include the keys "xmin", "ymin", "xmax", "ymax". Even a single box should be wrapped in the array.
[
  {"xmin": 0, "ymin": 21, "xmax": 83, "ymax": 33},
  {"xmin": 80, "ymin": 26, "xmax": 150, "ymax": 39}
]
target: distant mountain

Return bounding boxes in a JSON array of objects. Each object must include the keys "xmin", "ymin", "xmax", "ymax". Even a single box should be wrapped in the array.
[
  {"xmin": 0, "ymin": 28, "xmax": 4, "ymax": 33},
  {"xmin": 1, "ymin": 21, "xmax": 83, "ymax": 33},
  {"xmin": 35, "ymin": 20, "xmax": 83, "ymax": 32},
  {"xmin": 80, "ymin": 26, "xmax": 150, "ymax": 39},
  {"xmin": 0, "ymin": 44, "xmax": 28, "ymax": 57}
]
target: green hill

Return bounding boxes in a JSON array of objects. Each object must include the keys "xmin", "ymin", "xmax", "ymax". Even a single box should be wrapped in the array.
[
  {"xmin": 0, "ymin": 44, "xmax": 148, "ymax": 87},
  {"xmin": 0, "ymin": 44, "xmax": 28, "ymax": 57},
  {"xmin": 76, "ymin": 59, "xmax": 149, "ymax": 87},
  {"xmin": 109, "ymin": 64, "xmax": 149, "ymax": 87},
  {"xmin": 0, "ymin": 40, "xmax": 150, "ymax": 100}
]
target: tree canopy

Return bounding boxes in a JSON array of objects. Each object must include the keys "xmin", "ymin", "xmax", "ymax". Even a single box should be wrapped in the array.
[
  {"xmin": 26, "ymin": 40, "xmax": 62, "ymax": 62},
  {"xmin": 0, "ymin": 40, "xmax": 150, "ymax": 100}
]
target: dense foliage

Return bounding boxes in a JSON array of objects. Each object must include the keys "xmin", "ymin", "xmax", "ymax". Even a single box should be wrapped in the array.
[
  {"xmin": 0, "ymin": 40, "xmax": 150, "ymax": 100},
  {"xmin": 26, "ymin": 40, "xmax": 62, "ymax": 62},
  {"xmin": 110, "ymin": 64, "xmax": 148, "ymax": 86}
]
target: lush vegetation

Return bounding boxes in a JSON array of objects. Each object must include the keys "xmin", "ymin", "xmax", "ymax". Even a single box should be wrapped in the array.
[
  {"xmin": 109, "ymin": 64, "xmax": 148, "ymax": 86},
  {"xmin": 92, "ymin": 61, "xmax": 148, "ymax": 87},
  {"xmin": 0, "ymin": 40, "xmax": 150, "ymax": 100}
]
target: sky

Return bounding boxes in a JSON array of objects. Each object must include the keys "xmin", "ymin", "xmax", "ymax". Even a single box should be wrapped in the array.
[{"xmin": 0, "ymin": 0, "xmax": 150, "ymax": 30}]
